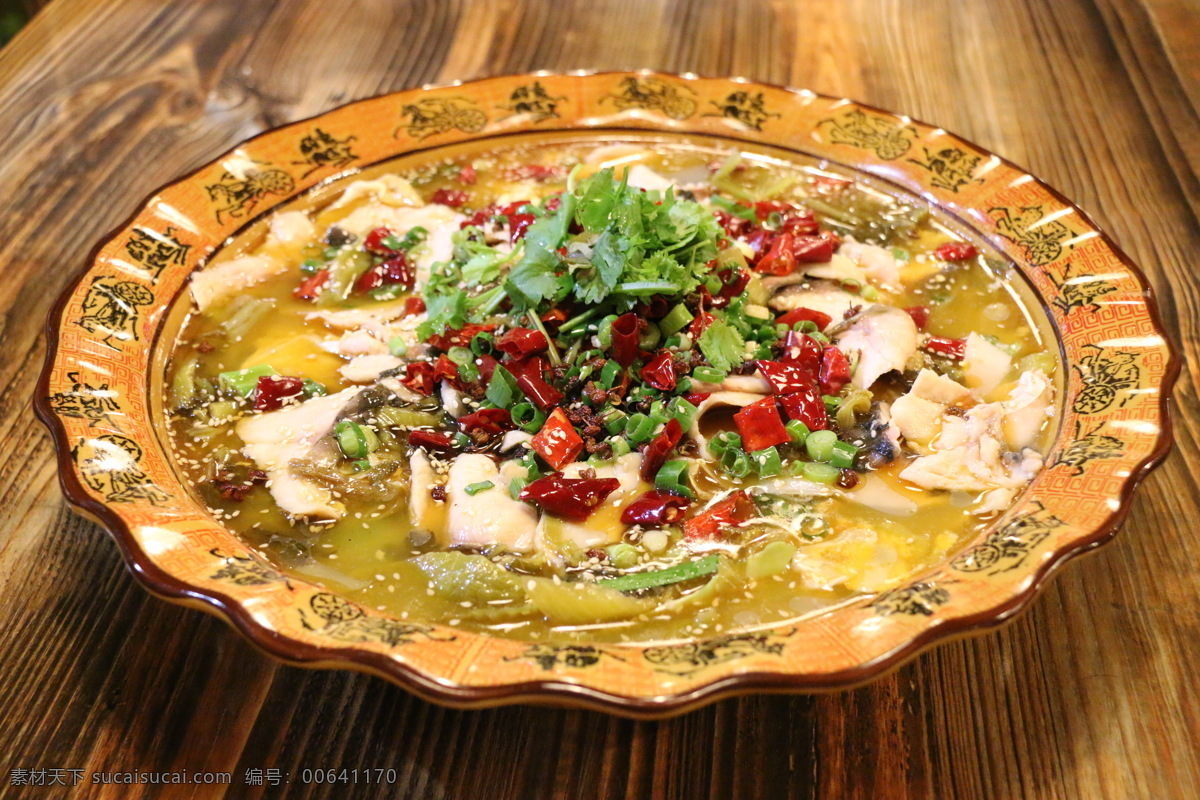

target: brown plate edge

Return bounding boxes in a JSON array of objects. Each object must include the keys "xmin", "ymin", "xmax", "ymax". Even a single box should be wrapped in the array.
[{"xmin": 31, "ymin": 70, "xmax": 1182, "ymax": 718}]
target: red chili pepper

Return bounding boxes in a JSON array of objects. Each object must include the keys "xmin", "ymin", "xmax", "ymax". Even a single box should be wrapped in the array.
[
  {"xmin": 713, "ymin": 209, "xmax": 751, "ymax": 238},
  {"xmin": 819, "ymin": 347, "xmax": 852, "ymax": 394},
  {"xmin": 432, "ymin": 354, "xmax": 465, "ymax": 389},
  {"xmin": 754, "ymin": 360, "xmax": 817, "ymax": 395},
  {"xmin": 639, "ymin": 418, "xmax": 683, "ymax": 482},
  {"xmin": 684, "ymin": 392, "xmax": 712, "ymax": 406},
  {"xmin": 427, "ymin": 323, "xmax": 496, "ymax": 352},
  {"xmin": 508, "ymin": 164, "xmax": 564, "ymax": 182},
  {"xmin": 457, "ymin": 164, "xmax": 477, "ymax": 185},
  {"xmin": 742, "ymin": 227, "xmax": 774, "ymax": 260},
  {"xmin": 688, "ymin": 311, "xmax": 715, "ymax": 338},
  {"xmin": 923, "ymin": 336, "xmax": 967, "ymax": 360},
  {"xmin": 609, "ymin": 313, "xmax": 642, "ymax": 367},
  {"xmin": 753, "ymin": 200, "xmax": 795, "ymax": 219},
  {"xmin": 399, "ymin": 361, "xmax": 438, "ymax": 395},
  {"xmin": 460, "ymin": 205, "xmax": 497, "ymax": 229},
  {"xmin": 292, "ymin": 270, "xmax": 329, "ymax": 301},
  {"xmin": 778, "ymin": 386, "xmax": 829, "ymax": 431},
  {"xmin": 639, "ymin": 352, "xmax": 678, "ymax": 391},
  {"xmin": 904, "ymin": 305, "xmax": 930, "ymax": 331},
  {"xmin": 431, "ymin": 188, "xmax": 469, "ymax": 208},
  {"xmin": 779, "ymin": 208, "xmax": 819, "ymax": 236},
  {"xmin": 540, "ymin": 307, "xmax": 568, "ymax": 330},
  {"xmin": 494, "ymin": 327, "xmax": 549, "ymax": 359},
  {"xmin": 530, "ymin": 408, "xmax": 584, "ymax": 470},
  {"xmin": 717, "ymin": 267, "xmax": 750, "ymax": 300},
  {"xmin": 733, "ymin": 397, "xmax": 789, "ymax": 452},
  {"xmin": 252, "ymin": 376, "xmax": 305, "ymax": 412},
  {"xmin": 363, "ymin": 227, "xmax": 398, "ymax": 255},
  {"xmin": 543, "ymin": 195, "xmax": 562, "ymax": 214},
  {"xmin": 754, "ymin": 233, "xmax": 797, "ymax": 275},
  {"xmin": 458, "ymin": 408, "xmax": 514, "ymax": 436},
  {"xmin": 620, "ymin": 490, "xmax": 692, "ymax": 526},
  {"xmin": 641, "ymin": 295, "xmax": 671, "ymax": 319},
  {"xmin": 519, "ymin": 473, "xmax": 621, "ymax": 522},
  {"xmin": 776, "ymin": 306, "xmax": 833, "ymax": 331},
  {"xmin": 408, "ymin": 430, "xmax": 456, "ymax": 454},
  {"xmin": 792, "ymin": 234, "xmax": 835, "ymax": 263},
  {"xmin": 354, "ymin": 255, "xmax": 413, "ymax": 294},
  {"xmin": 683, "ymin": 490, "xmax": 754, "ymax": 540},
  {"xmin": 778, "ymin": 331, "xmax": 823, "ymax": 373},
  {"xmin": 354, "ymin": 267, "xmax": 384, "ymax": 293},
  {"xmin": 402, "ymin": 296, "xmax": 426, "ymax": 317},
  {"xmin": 476, "ymin": 353, "xmax": 499, "ymax": 385},
  {"xmin": 934, "ymin": 242, "xmax": 978, "ymax": 262},
  {"xmin": 499, "ymin": 200, "xmax": 531, "ymax": 217},
  {"xmin": 508, "ymin": 213, "xmax": 536, "ymax": 242},
  {"xmin": 507, "ymin": 357, "xmax": 564, "ymax": 411}
]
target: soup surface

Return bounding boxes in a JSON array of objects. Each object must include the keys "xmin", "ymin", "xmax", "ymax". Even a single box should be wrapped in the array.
[{"xmin": 167, "ymin": 136, "xmax": 1058, "ymax": 643}]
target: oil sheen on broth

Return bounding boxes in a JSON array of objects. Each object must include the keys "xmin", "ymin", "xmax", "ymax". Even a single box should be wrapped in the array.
[{"xmin": 166, "ymin": 137, "xmax": 1058, "ymax": 643}]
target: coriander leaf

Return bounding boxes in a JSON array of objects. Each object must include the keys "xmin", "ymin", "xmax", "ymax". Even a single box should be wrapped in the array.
[
  {"xmin": 699, "ymin": 317, "xmax": 746, "ymax": 373},
  {"xmin": 524, "ymin": 191, "xmax": 578, "ymax": 253},
  {"xmin": 575, "ymin": 168, "xmax": 623, "ymax": 233},
  {"xmin": 505, "ymin": 243, "xmax": 563, "ymax": 309},
  {"xmin": 418, "ymin": 291, "xmax": 467, "ymax": 339},
  {"xmin": 591, "ymin": 230, "xmax": 627, "ymax": 290}
]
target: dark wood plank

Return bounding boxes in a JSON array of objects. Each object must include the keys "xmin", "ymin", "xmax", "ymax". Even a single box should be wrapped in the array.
[{"xmin": 0, "ymin": 0, "xmax": 1197, "ymax": 798}]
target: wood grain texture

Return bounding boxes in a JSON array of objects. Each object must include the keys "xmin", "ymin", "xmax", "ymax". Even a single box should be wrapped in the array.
[{"xmin": 0, "ymin": 0, "xmax": 1197, "ymax": 797}]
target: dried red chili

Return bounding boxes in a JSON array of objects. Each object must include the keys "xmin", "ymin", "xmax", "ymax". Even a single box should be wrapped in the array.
[
  {"xmin": 400, "ymin": 361, "xmax": 438, "ymax": 395},
  {"xmin": 923, "ymin": 336, "xmax": 967, "ymax": 360},
  {"xmin": 775, "ymin": 306, "xmax": 832, "ymax": 331},
  {"xmin": 733, "ymin": 397, "xmax": 789, "ymax": 452},
  {"xmin": 431, "ymin": 188, "xmax": 470, "ymax": 208},
  {"xmin": 252, "ymin": 376, "xmax": 305, "ymax": 412},
  {"xmin": 609, "ymin": 313, "xmax": 641, "ymax": 367},
  {"xmin": 427, "ymin": 323, "xmax": 496, "ymax": 352},
  {"xmin": 754, "ymin": 233, "xmax": 797, "ymax": 276},
  {"xmin": 904, "ymin": 305, "xmax": 930, "ymax": 330},
  {"xmin": 818, "ymin": 347, "xmax": 852, "ymax": 394},
  {"xmin": 457, "ymin": 408, "xmax": 515, "ymax": 436},
  {"xmin": 754, "ymin": 360, "xmax": 817, "ymax": 395},
  {"xmin": 494, "ymin": 327, "xmax": 549, "ymax": 359},
  {"xmin": 934, "ymin": 242, "xmax": 978, "ymax": 262},
  {"xmin": 778, "ymin": 331, "xmax": 823, "ymax": 373},
  {"xmin": 792, "ymin": 234, "xmax": 835, "ymax": 263},
  {"xmin": 518, "ymin": 474, "xmax": 621, "ymax": 522},
  {"xmin": 683, "ymin": 490, "xmax": 754, "ymax": 539},
  {"xmin": 530, "ymin": 408, "xmax": 584, "ymax": 470},
  {"xmin": 777, "ymin": 385, "xmax": 829, "ymax": 431},
  {"xmin": 507, "ymin": 357, "xmax": 564, "ymax": 411},
  {"xmin": 620, "ymin": 490, "xmax": 692, "ymax": 526},
  {"xmin": 292, "ymin": 270, "xmax": 329, "ymax": 301},
  {"xmin": 639, "ymin": 352, "xmax": 678, "ymax": 392},
  {"xmin": 639, "ymin": 418, "xmax": 683, "ymax": 482},
  {"xmin": 408, "ymin": 429, "xmax": 457, "ymax": 454}
]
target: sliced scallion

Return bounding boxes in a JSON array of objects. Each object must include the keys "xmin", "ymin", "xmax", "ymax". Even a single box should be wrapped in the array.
[{"xmin": 597, "ymin": 554, "xmax": 720, "ymax": 593}]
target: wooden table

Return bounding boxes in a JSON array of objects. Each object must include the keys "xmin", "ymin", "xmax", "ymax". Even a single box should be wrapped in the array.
[{"xmin": 1, "ymin": 0, "xmax": 1197, "ymax": 797}]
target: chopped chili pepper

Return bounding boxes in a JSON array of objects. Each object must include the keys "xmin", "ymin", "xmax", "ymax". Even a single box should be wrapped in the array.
[
  {"xmin": 923, "ymin": 336, "xmax": 967, "ymax": 360},
  {"xmin": 494, "ymin": 327, "xmax": 549, "ymax": 359},
  {"xmin": 742, "ymin": 227, "xmax": 774, "ymax": 260},
  {"xmin": 292, "ymin": 269, "xmax": 329, "ymax": 301},
  {"xmin": 683, "ymin": 490, "xmax": 754, "ymax": 539},
  {"xmin": 408, "ymin": 429, "xmax": 456, "ymax": 454},
  {"xmin": 733, "ymin": 397, "xmax": 789, "ymax": 452},
  {"xmin": 363, "ymin": 227, "xmax": 398, "ymax": 255},
  {"xmin": 427, "ymin": 323, "xmax": 496, "ymax": 352},
  {"xmin": 779, "ymin": 331, "xmax": 823, "ymax": 373},
  {"xmin": 499, "ymin": 200, "xmax": 531, "ymax": 217},
  {"xmin": 460, "ymin": 204, "xmax": 498, "ymax": 228},
  {"xmin": 779, "ymin": 208, "xmax": 819, "ymax": 236},
  {"xmin": 354, "ymin": 254, "xmax": 413, "ymax": 294},
  {"xmin": 475, "ymin": 353, "xmax": 499, "ymax": 384},
  {"xmin": 620, "ymin": 490, "xmax": 692, "ymax": 526},
  {"xmin": 934, "ymin": 242, "xmax": 978, "ymax": 262},
  {"xmin": 508, "ymin": 164, "xmax": 564, "ymax": 182},
  {"xmin": 519, "ymin": 473, "xmax": 621, "ymax": 521},
  {"xmin": 508, "ymin": 213, "xmax": 536, "ymax": 242},
  {"xmin": 640, "ymin": 351, "xmax": 678, "ymax": 391},
  {"xmin": 778, "ymin": 385, "xmax": 829, "ymax": 431},
  {"xmin": 753, "ymin": 200, "xmax": 794, "ymax": 220},
  {"xmin": 904, "ymin": 305, "xmax": 930, "ymax": 330},
  {"xmin": 530, "ymin": 407, "xmax": 584, "ymax": 470},
  {"xmin": 791, "ymin": 234, "xmax": 835, "ymax": 263},
  {"xmin": 609, "ymin": 313, "xmax": 642, "ymax": 367},
  {"xmin": 713, "ymin": 209, "xmax": 751, "ymax": 238},
  {"xmin": 689, "ymin": 310, "xmax": 715, "ymax": 338},
  {"xmin": 402, "ymin": 296, "xmax": 426, "ymax": 317},
  {"xmin": 639, "ymin": 418, "xmax": 683, "ymax": 481},
  {"xmin": 457, "ymin": 408, "xmax": 515, "ymax": 436},
  {"xmin": 684, "ymin": 392, "xmax": 712, "ymax": 406},
  {"xmin": 400, "ymin": 361, "xmax": 438, "ymax": 395},
  {"xmin": 457, "ymin": 164, "xmax": 477, "ymax": 185},
  {"xmin": 716, "ymin": 266, "xmax": 750, "ymax": 301},
  {"xmin": 431, "ymin": 188, "xmax": 469, "ymax": 208},
  {"xmin": 776, "ymin": 306, "xmax": 833, "ymax": 331},
  {"xmin": 508, "ymin": 357, "xmax": 564, "ymax": 411},
  {"xmin": 755, "ymin": 360, "xmax": 817, "ymax": 394},
  {"xmin": 819, "ymin": 346, "xmax": 852, "ymax": 394},
  {"xmin": 540, "ymin": 307, "xmax": 569, "ymax": 329},
  {"xmin": 754, "ymin": 233, "xmax": 797, "ymax": 275},
  {"xmin": 252, "ymin": 375, "xmax": 305, "ymax": 412}
]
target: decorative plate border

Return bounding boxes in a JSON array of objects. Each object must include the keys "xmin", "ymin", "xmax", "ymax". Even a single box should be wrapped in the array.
[{"xmin": 34, "ymin": 72, "xmax": 1178, "ymax": 718}]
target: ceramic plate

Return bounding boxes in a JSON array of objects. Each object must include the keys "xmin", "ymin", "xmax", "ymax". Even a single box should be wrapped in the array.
[{"xmin": 35, "ymin": 72, "xmax": 1177, "ymax": 717}]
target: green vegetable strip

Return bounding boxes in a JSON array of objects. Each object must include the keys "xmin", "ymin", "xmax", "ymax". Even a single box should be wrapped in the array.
[
  {"xmin": 598, "ymin": 555, "xmax": 721, "ymax": 593},
  {"xmin": 659, "ymin": 303, "xmax": 694, "ymax": 337},
  {"xmin": 218, "ymin": 365, "xmax": 276, "ymax": 397},
  {"xmin": 465, "ymin": 480, "xmax": 495, "ymax": 496}
]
